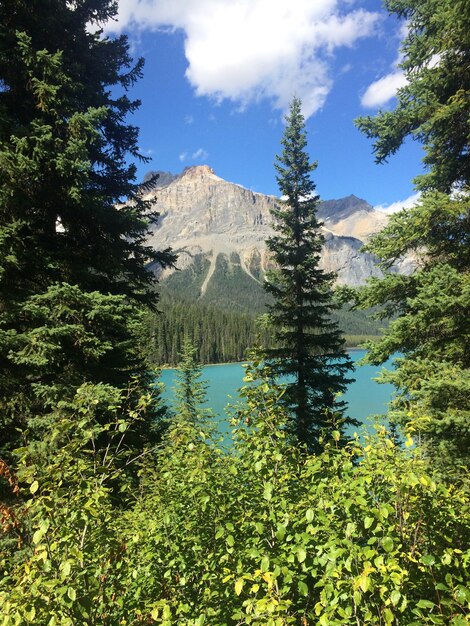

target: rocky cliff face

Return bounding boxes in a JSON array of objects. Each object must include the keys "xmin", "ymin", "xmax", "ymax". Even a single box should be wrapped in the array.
[{"xmin": 142, "ymin": 165, "xmax": 410, "ymax": 305}]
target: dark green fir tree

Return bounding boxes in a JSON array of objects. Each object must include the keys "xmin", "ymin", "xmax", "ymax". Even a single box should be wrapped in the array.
[
  {"xmin": 354, "ymin": 0, "xmax": 470, "ymax": 474},
  {"xmin": 0, "ymin": 0, "xmax": 175, "ymax": 459},
  {"xmin": 263, "ymin": 97, "xmax": 354, "ymax": 452}
]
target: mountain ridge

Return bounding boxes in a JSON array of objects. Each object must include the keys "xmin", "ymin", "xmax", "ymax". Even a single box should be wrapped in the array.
[{"xmin": 141, "ymin": 166, "xmax": 412, "ymax": 310}]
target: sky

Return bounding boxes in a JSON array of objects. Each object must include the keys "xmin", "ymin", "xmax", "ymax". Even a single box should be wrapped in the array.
[{"xmin": 104, "ymin": 0, "xmax": 424, "ymax": 211}]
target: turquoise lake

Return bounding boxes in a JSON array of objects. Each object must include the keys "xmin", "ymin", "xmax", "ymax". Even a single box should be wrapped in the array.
[{"xmin": 160, "ymin": 350, "xmax": 395, "ymax": 438}]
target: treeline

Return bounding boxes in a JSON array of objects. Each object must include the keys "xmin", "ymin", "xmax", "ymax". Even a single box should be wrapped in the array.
[
  {"xmin": 147, "ymin": 291, "xmax": 383, "ymax": 366},
  {"xmin": 146, "ymin": 291, "xmax": 272, "ymax": 365}
]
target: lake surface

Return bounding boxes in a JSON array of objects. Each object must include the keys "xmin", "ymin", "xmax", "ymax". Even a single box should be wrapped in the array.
[{"xmin": 160, "ymin": 350, "xmax": 395, "ymax": 437}]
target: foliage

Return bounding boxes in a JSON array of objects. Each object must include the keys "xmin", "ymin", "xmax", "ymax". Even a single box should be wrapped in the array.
[
  {"xmin": 354, "ymin": 193, "xmax": 470, "ymax": 473},
  {"xmin": 0, "ymin": 0, "xmax": 175, "ymax": 458},
  {"xmin": 146, "ymin": 290, "xmax": 272, "ymax": 366},
  {"xmin": 1, "ymin": 373, "xmax": 468, "ymax": 625},
  {"xmin": 0, "ymin": 382, "xmax": 161, "ymax": 625},
  {"xmin": 1, "ymin": 2, "xmax": 468, "ymax": 622},
  {"xmin": 355, "ymin": 0, "xmax": 470, "ymax": 193},
  {"xmin": 263, "ymin": 97, "xmax": 354, "ymax": 451},
  {"xmin": 173, "ymin": 337, "xmax": 212, "ymax": 426},
  {"xmin": 147, "ymin": 290, "xmax": 382, "ymax": 366},
  {"xmin": 355, "ymin": 0, "xmax": 470, "ymax": 474}
]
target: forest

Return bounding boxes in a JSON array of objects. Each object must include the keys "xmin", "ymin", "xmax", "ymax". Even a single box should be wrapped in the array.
[
  {"xmin": 0, "ymin": 0, "xmax": 469, "ymax": 624},
  {"xmin": 146, "ymin": 290, "xmax": 382, "ymax": 366}
]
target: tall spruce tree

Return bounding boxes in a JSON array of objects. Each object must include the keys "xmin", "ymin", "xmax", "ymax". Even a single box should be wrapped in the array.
[
  {"xmin": 0, "ymin": 0, "xmax": 175, "ymax": 458},
  {"xmin": 263, "ymin": 97, "xmax": 354, "ymax": 452},
  {"xmin": 354, "ymin": 0, "xmax": 470, "ymax": 473}
]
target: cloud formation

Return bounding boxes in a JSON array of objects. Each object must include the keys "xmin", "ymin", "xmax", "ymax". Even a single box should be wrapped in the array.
[
  {"xmin": 191, "ymin": 148, "xmax": 209, "ymax": 161},
  {"xmin": 106, "ymin": 0, "xmax": 380, "ymax": 118},
  {"xmin": 179, "ymin": 148, "xmax": 209, "ymax": 163},
  {"xmin": 375, "ymin": 192, "xmax": 421, "ymax": 214},
  {"xmin": 361, "ymin": 24, "xmax": 409, "ymax": 108},
  {"xmin": 361, "ymin": 70, "xmax": 408, "ymax": 108}
]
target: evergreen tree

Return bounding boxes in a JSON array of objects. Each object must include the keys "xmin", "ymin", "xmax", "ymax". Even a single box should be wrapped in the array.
[
  {"xmin": 173, "ymin": 337, "xmax": 211, "ymax": 427},
  {"xmin": 0, "ymin": 0, "xmax": 175, "ymax": 457},
  {"xmin": 354, "ymin": 0, "xmax": 470, "ymax": 473},
  {"xmin": 263, "ymin": 97, "xmax": 354, "ymax": 452},
  {"xmin": 356, "ymin": 193, "xmax": 470, "ymax": 471}
]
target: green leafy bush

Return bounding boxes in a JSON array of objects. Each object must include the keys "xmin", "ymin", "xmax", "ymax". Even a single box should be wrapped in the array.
[{"xmin": 1, "ymin": 373, "xmax": 468, "ymax": 625}]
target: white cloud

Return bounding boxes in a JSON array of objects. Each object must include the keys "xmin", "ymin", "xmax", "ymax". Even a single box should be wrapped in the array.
[
  {"xmin": 361, "ymin": 23, "xmax": 409, "ymax": 109},
  {"xmin": 184, "ymin": 114, "xmax": 194, "ymax": 125},
  {"xmin": 191, "ymin": 148, "xmax": 209, "ymax": 161},
  {"xmin": 361, "ymin": 70, "xmax": 408, "ymax": 108},
  {"xmin": 179, "ymin": 148, "xmax": 209, "ymax": 163},
  {"xmin": 375, "ymin": 192, "xmax": 421, "ymax": 214},
  {"xmin": 106, "ymin": 0, "xmax": 380, "ymax": 118}
]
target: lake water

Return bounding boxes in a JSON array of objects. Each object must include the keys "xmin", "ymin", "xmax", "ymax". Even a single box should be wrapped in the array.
[{"xmin": 160, "ymin": 350, "xmax": 395, "ymax": 437}]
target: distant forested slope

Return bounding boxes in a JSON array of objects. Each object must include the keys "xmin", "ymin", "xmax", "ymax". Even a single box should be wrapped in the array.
[{"xmin": 147, "ymin": 290, "xmax": 383, "ymax": 366}]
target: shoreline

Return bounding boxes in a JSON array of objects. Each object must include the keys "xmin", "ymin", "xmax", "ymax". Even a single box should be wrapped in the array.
[{"xmin": 159, "ymin": 346, "xmax": 368, "ymax": 370}]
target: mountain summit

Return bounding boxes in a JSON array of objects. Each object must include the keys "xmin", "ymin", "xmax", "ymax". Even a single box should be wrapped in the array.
[{"xmin": 141, "ymin": 166, "xmax": 410, "ymax": 309}]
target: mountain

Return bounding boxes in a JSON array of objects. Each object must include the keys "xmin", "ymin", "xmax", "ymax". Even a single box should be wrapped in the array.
[
  {"xmin": 317, "ymin": 194, "xmax": 389, "ymax": 241},
  {"xmin": 142, "ymin": 165, "xmax": 412, "ymax": 313}
]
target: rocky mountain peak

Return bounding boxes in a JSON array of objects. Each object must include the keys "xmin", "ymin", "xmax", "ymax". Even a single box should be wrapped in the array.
[
  {"xmin": 318, "ymin": 194, "xmax": 373, "ymax": 221},
  {"xmin": 142, "ymin": 170, "xmax": 178, "ymax": 189},
  {"xmin": 181, "ymin": 164, "xmax": 220, "ymax": 181},
  {"xmin": 139, "ymin": 167, "xmax": 412, "ymax": 290},
  {"xmin": 318, "ymin": 194, "xmax": 388, "ymax": 242}
]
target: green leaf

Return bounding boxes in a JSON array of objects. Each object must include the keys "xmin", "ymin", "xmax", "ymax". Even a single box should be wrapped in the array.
[
  {"xmin": 454, "ymin": 586, "xmax": 470, "ymax": 604},
  {"xmin": 297, "ymin": 547, "xmax": 307, "ymax": 563},
  {"xmin": 416, "ymin": 599, "xmax": 435, "ymax": 609},
  {"xmin": 298, "ymin": 580, "xmax": 308, "ymax": 596},
  {"xmin": 305, "ymin": 508, "xmax": 314, "ymax": 523},
  {"xmin": 421, "ymin": 554, "xmax": 435, "ymax": 566},
  {"xmin": 379, "ymin": 505, "xmax": 389, "ymax": 519},
  {"xmin": 30, "ymin": 480, "xmax": 39, "ymax": 494},
  {"xmin": 391, "ymin": 590, "xmax": 401, "ymax": 605},
  {"xmin": 275, "ymin": 524, "xmax": 286, "ymax": 540},
  {"xmin": 364, "ymin": 516, "xmax": 374, "ymax": 529},
  {"xmin": 382, "ymin": 537, "xmax": 394, "ymax": 552},
  {"xmin": 24, "ymin": 606, "xmax": 36, "ymax": 622},
  {"xmin": 358, "ymin": 574, "xmax": 370, "ymax": 592},
  {"xmin": 263, "ymin": 483, "xmax": 273, "ymax": 501},
  {"xmin": 61, "ymin": 561, "xmax": 71, "ymax": 577}
]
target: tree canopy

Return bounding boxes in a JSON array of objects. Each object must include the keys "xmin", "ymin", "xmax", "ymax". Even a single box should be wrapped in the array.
[{"xmin": 0, "ymin": 0, "xmax": 175, "ymax": 458}]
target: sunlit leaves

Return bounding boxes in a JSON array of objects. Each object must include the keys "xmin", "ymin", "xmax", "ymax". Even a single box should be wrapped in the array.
[{"xmin": 2, "ymin": 372, "xmax": 469, "ymax": 624}]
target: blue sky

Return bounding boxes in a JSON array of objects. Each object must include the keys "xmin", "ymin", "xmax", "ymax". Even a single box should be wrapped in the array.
[{"xmin": 105, "ymin": 0, "xmax": 423, "ymax": 210}]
